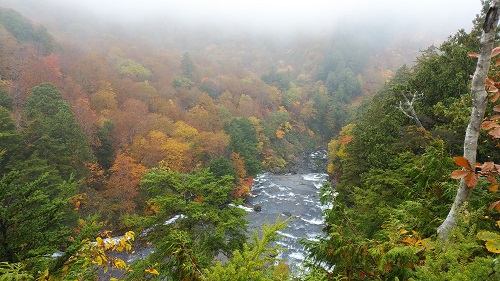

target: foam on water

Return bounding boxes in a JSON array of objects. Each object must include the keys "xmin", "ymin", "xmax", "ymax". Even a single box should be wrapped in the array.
[
  {"xmin": 278, "ymin": 185, "xmax": 291, "ymax": 191},
  {"xmin": 300, "ymin": 217, "xmax": 324, "ymax": 225},
  {"xmin": 289, "ymin": 251, "xmax": 306, "ymax": 261},
  {"xmin": 260, "ymin": 190, "xmax": 277, "ymax": 199},
  {"xmin": 164, "ymin": 214, "xmax": 187, "ymax": 225},
  {"xmin": 277, "ymin": 230, "xmax": 299, "ymax": 240},
  {"xmin": 302, "ymin": 173, "xmax": 328, "ymax": 182},
  {"xmin": 228, "ymin": 203, "xmax": 254, "ymax": 212},
  {"xmin": 246, "ymin": 151, "xmax": 329, "ymax": 272}
]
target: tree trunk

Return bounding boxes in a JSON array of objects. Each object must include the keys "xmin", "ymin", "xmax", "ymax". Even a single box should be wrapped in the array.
[{"xmin": 437, "ymin": 1, "xmax": 500, "ymax": 240}]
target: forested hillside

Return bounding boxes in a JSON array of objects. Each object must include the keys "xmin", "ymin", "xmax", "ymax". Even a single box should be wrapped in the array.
[
  {"xmin": 0, "ymin": 0, "xmax": 498, "ymax": 280},
  {"xmin": 304, "ymin": 2, "xmax": 500, "ymax": 280}
]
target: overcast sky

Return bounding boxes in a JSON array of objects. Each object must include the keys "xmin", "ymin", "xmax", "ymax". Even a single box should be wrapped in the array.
[
  {"xmin": 2, "ymin": 0, "xmax": 481, "ymax": 30},
  {"xmin": 84, "ymin": 0, "xmax": 482, "ymax": 32},
  {"xmin": 0, "ymin": 0, "xmax": 485, "ymax": 38}
]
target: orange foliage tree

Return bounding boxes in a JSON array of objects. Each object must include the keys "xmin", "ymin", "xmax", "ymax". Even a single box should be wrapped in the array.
[
  {"xmin": 193, "ymin": 131, "xmax": 230, "ymax": 164},
  {"xmin": 105, "ymin": 152, "xmax": 146, "ymax": 226},
  {"xmin": 131, "ymin": 130, "xmax": 170, "ymax": 168},
  {"xmin": 231, "ymin": 152, "xmax": 251, "ymax": 198},
  {"xmin": 112, "ymin": 99, "xmax": 149, "ymax": 148}
]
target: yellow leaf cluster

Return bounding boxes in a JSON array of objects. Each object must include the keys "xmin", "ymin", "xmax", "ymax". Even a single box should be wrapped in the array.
[
  {"xmin": 477, "ymin": 231, "xmax": 500, "ymax": 253},
  {"xmin": 148, "ymin": 202, "xmax": 161, "ymax": 214},
  {"xmin": 145, "ymin": 267, "xmax": 160, "ymax": 275},
  {"xmin": 276, "ymin": 129, "xmax": 285, "ymax": 139}
]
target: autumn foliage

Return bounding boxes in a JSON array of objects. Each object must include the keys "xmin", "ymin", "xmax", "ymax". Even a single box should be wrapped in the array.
[{"xmin": 0, "ymin": 2, "xmax": 453, "ymax": 279}]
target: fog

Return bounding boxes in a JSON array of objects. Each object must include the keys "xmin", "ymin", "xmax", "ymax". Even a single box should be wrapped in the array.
[{"xmin": 0, "ymin": 0, "xmax": 483, "ymax": 37}]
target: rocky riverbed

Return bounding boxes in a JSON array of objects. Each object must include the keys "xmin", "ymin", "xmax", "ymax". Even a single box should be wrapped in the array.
[
  {"xmin": 245, "ymin": 172, "xmax": 328, "ymax": 271},
  {"xmin": 244, "ymin": 150, "xmax": 329, "ymax": 272}
]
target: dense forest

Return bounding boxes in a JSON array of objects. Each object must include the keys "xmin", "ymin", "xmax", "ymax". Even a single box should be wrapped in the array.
[{"xmin": 1, "ymin": 0, "xmax": 500, "ymax": 280}]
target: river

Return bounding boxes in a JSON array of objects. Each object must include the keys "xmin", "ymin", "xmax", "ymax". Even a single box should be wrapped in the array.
[
  {"xmin": 106, "ymin": 151, "xmax": 329, "ymax": 278},
  {"xmin": 244, "ymin": 150, "xmax": 329, "ymax": 272}
]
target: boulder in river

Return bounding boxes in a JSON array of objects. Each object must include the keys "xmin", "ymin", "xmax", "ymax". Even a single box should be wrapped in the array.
[{"xmin": 253, "ymin": 204, "xmax": 262, "ymax": 212}]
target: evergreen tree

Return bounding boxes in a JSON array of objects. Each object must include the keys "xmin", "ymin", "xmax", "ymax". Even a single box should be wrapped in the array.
[
  {"xmin": 24, "ymin": 83, "xmax": 93, "ymax": 179},
  {"xmin": 224, "ymin": 118, "xmax": 262, "ymax": 176},
  {"xmin": 303, "ymin": 8, "xmax": 497, "ymax": 278},
  {"xmin": 208, "ymin": 156, "xmax": 237, "ymax": 183},
  {"xmin": 0, "ymin": 8, "xmax": 54, "ymax": 54},
  {"xmin": 0, "ymin": 106, "xmax": 21, "ymax": 177},
  {"xmin": 181, "ymin": 52, "xmax": 196, "ymax": 82},
  {"xmin": 0, "ymin": 171, "xmax": 75, "ymax": 263},
  {"xmin": 93, "ymin": 120, "xmax": 115, "ymax": 170},
  {"xmin": 0, "ymin": 89, "xmax": 13, "ymax": 110},
  {"xmin": 127, "ymin": 169, "xmax": 247, "ymax": 280}
]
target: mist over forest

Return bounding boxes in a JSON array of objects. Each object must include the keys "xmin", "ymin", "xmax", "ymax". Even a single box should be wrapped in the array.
[
  {"xmin": 0, "ymin": 0, "xmax": 481, "ymax": 58},
  {"xmin": 1, "ymin": 0, "xmax": 500, "ymax": 280}
]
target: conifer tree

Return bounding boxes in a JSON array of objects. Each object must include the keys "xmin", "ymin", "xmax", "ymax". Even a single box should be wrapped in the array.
[{"xmin": 24, "ymin": 82, "xmax": 93, "ymax": 179}]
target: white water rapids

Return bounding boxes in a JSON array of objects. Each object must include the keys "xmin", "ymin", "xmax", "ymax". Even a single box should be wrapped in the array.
[
  {"xmin": 245, "ymin": 171, "xmax": 328, "ymax": 271},
  {"xmin": 103, "ymin": 151, "xmax": 329, "ymax": 278}
]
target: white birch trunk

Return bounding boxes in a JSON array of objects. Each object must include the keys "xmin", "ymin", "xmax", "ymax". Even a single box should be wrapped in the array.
[{"xmin": 437, "ymin": 0, "xmax": 500, "ymax": 240}]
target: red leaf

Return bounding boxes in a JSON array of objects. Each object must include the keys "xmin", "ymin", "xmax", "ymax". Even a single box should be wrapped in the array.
[
  {"xmin": 495, "ymin": 58, "xmax": 500, "ymax": 67},
  {"xmin": 454, "ymin": 156, "xmax": 473, "ymax": 170},
  {"xmin": 487, "ymin": 77, "xmax": 496, "ymax": 87},
  {"xmin": 490, "ymin": 115, "xmax": 500, "ymax": 120},
  {"xmin": 487, "ymin": 175, "xmax": 498, "ymax": 184},
  {"xmin": 492, "ymin": 46, "xmax": 500, "ymax": 57},
  {"xmin": 482, "ymin": 162, "xmax": 496, "ymax": 172},
  {"xmin": 465, "ymin": 172, "xmax": 478, "ymax": 187},
  {"xmin": 482, "ymin": 121, "xmax": 500, "ymax": 130},
  {"xmin": 468, "ymin": 52, "xmax": 480, "ymax": 58},
  {"xmin": 488, "ymin": 127, "xmax": 500, "ymax": 138},
  {"xmin": 451, "ymin": 170, "xmax": 470, "ymax": 179},
  {"xmin": 492, "ymin": 92, "xmax": 500, "ymax": 102},
  {"xmin": 489, "ymin": 200, "xmax": 500, "ymax": 211},
  {"xmin": 488, "ymin": 85, "xmax": 499, "ymax": 93},
  {"xmin": 493, "ymin": 105, "xmax": 500, "ymax": 112},
  {"xmin": 489, "ymin": 184, "xmax": 499, "ymax": 192}
]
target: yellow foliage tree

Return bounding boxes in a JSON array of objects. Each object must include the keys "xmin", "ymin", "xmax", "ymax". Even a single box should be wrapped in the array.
[
  {"xmin": 327, "ymin": 123, "xmax": 355, "ymax": 178},
  {"xmin": 173, "ymin": 120, "xmax": 199, "ymax": 142},
  {"xmin": 232, "ymin": 152, "xmax": 247, "ymax": 180},
  {"xmin": 159, "ymin": 138, "xmax": 191, "ymax": 172},
  {"xmin": 39, "ymin": 231, "xmax": 137, "ymax": 280}
]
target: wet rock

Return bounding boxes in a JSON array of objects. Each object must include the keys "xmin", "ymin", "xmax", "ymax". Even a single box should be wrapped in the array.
[
  {"xmin": 253, "ymin": 204, "xmax": 262, "ymax": 212},
  {"xmin": 282, "ymin": 211, "xmax": 292, "ymax": 217}
]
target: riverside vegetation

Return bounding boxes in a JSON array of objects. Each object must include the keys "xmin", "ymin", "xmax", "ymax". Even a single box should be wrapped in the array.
[{"xmin": 2, "ymin": 1, "xmax": 500, "ymax": 280}]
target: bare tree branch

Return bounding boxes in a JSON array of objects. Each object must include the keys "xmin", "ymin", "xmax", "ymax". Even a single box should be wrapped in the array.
[{"xmin": 397, "ymin": 91, "xmax": 424, "ymax": 129}]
